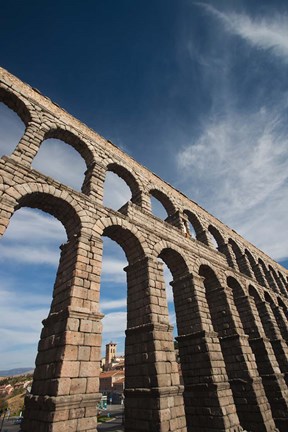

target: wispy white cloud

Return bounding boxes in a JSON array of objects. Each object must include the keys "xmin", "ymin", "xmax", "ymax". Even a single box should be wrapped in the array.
[
  {"xmin": 32, "ymin": 138, "xmax": 86, "ymax": 191},
  {"xmin": 0, "ymin": 208, "xmax": 65, "ymax": 266},
  {"xmin": 3, "ymin": 208, "xmax": 65, "ymax": 242},
  {"xmin": 103, "ymin": 171, "xmax": 131, "ymax": 210},
  {"xmin": 199, "ymin": 3, "xmax": 288, "ymax": 61},
  {"xmin": 176, "ymin": 4, "xmax": 288, "ymax": 263},
  {"xmin": 101, "ymin": 298, "xmax": 126, "ymax": 311},
  {"xmin": 0, "ymin": 243, "xmax": 61, "ymax": 265},
  {"xmin": 0, "ymin": 286, "xmax": 50, "ymax": 369},
  {"xmin": 177, "ymin": 105, "xmax": 288, "ymax": 261},
  {"xmin": 102, "ymin": 311, "xmax": 126, "ymax": 336}
]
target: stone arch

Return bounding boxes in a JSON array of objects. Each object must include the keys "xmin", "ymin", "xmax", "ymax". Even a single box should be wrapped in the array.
[
  {"xmin": 259, "ymin": 258, "xmax": 278, "ymax": 293},
  {"xmin": 0, "ymin": 85, "xmax": 32, "ymax": 126},
  {"xmin": 105, "ymin": 162, "xmax": 143, "ymax": 206},
  {"xmin": 43, "ymin": 127, "xmax": 95, "ymax": 167},
  {"xmin": 269, "ymin": 265, "xmax": 286, "ymax": 296},
  {"xmin": 183, "ymin": 209, "xmax": 206, "ymax": 242},
  {"xmin": 229, "ymin": 238, "xmax": 251, "ymax": 276},
  {"xmin": 153, "ymin": 239, "xmax": 192, "ymax": 272},
  {"xmin": 94, "ymin": 216, "xmax": 149, "ymax": 264},
  {"xmin": 207, "ymin": 224, "xmax": 224, "ymax": 249},
  {"xmin": 2, "ymin": 183, "xmax": 84, "ymax": 240},
  {"xmin": 17, "ymin": 192, "xmax": 82, "ymax": 240},
  {"xmin": 229, "ymin": 238, "xmax": 243, "ymax": 257},
  {"xmin": 249, "ymin": 284, "xmax": 263, "ymax": 303},
  {"xmin": 246, "ymin": 249, "xmax": 266, "ymax": 286},
  {"xmin": 199, "ymin": 264, "xmax": 221, "ymax": 289},
  {"xmin": 149, "ymin": 187, "xmax": 176, "ymax": 217},
  {"xmin": 278, "ymin": 271, "xmax": 288, "ymax": 290},
  {"xmin": 158, "ymin": 247, "xmax": 190, "ymax": 279},
  {"xmin": 264, "ymin": 291, "xmax": 275, "ymax": 305},
  {"xmin": 227, "ymin": 275, "xmax": 246, "ymax": 299}
]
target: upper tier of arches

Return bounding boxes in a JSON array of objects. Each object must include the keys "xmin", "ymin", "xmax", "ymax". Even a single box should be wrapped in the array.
[{"xmin": 0, "ymin": 75, "xmax": 287, "ymax": 299}]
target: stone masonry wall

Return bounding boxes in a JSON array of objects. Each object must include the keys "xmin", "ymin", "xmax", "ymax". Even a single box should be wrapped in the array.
[{"xmin": 0, "ymin": 67, "xmax": 288, "ymax": 432}]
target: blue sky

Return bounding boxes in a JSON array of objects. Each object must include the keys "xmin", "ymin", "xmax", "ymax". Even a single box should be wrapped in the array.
[{"xmin": 0, "ymin": 0, "xmax": 288, "ymax": 369}]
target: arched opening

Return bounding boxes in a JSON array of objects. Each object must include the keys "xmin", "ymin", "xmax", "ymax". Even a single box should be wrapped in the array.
[
  {"xmin": 32, "ymin": 137, "xmax": 87, "ymax": 192},
  {"xmin": 228, "ymin": 278, "xmax": 263, "ymax": 342},
  {"xmin": 259, "ymin": 259, "xmax": 277, "ymax": 292},
  {"xmin": 100, "ymin": 224, "xmax": 154, "ymax": 428},
  {"xmin": 103, "ymin": 171, "xmax": 132, "ymax": 211},
  {"xmin": 183, "ymin": 210, "xmax": 204, "ymax": 241},
  {"xmin": 157, "ymin": 248, "xmax": 193, "ymax": 427},
  {"xmin": 99, "ymin": 236, "xmax": 127, "ymax": 406},
  {"xmin": 0, "ymin": 200, "xmax": 67, "ymax": 401},
  {"xmin": 269, "ymin": 265, "xmax": 286, "ymax": 296},
  {"xmin": 207, "ymin": 225, "xmax": 223, "ymax": 250},
  {"xmin": 150, "ymin": 189, "xmax": 175, "ymax": 221},
  {"xmin": 278, "ymin": 272, "xmax": 288, "ymax": 293},
  {"xmin": 0, "ymin": 100, "xmax": 26, "ymax": 157},
  {"xmin": 246, "ymin": 249, "xmax": 266, "ymax": 286},
  {"xmin": 278, "ymin": 297, "xmax": 288, "ymax": 314},
  {"xmin": 158, "ymin": 247, "xmax": 191, "ymax": 359},
  {"xmin": 229, "ymin": 239, "xmax": 251, "ymax": 276},
  {"xmin": 105, "ymin": 163, "xmax": 142, "ymax": 209}
]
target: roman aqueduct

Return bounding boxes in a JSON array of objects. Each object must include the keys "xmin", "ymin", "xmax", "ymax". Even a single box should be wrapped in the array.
[{"xmin": 0, "ymin": 68, "xmax": 288, "ymax": 432}]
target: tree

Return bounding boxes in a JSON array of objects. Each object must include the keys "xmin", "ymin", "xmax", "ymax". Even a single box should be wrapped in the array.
[{"xmin": 0, "ymin": 397, "xmax": 8, "ymax": 415}]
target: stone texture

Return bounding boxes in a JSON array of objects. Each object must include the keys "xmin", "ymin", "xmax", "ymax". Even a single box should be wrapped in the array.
[{"xmin": 0, "ymin": 67, "xmax": 288, "ymax": 431}]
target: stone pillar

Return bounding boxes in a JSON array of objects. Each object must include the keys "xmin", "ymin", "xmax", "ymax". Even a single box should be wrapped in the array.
[
  {"xmin": 130, "ymin": 189, "xmax": 147, "ymax": 209},
  {"xmin": 0, "ymin": 195, "xmax": 14, "ymax": 237},
  {"xmin": 81, "ymin": 160, "xmax": 106, "ymax": 203},
  {"xmin": 165, "ymin": 210, "xmax": 184, "ymax": 230},
  {"xmin": 196, "ymin": 229, "xmax": 212, "ymax": 247},
  {"xmin": 22, "ymin": 234, "xmax": 103, "ymax": 432},
  {"xmin": 234, "ymin": 294, "xmax": 288, "ymax": 431},
  {"xmin": 204, "ymin": 279, "xmax": 275, "ymax": 431},
  {"xmin": 11, "ymin": 123, "xmax": 44, "ymax": 165},
  {"xmin": 138, "ymin": 190, "xmax": 153, "ymax": 213},
  {"xmin": 173, "ymin": 274, "xmax": 242, "ymax": 432},
  {"xmin": 124, "ymin": 257, "xmax": 186, "ymax": 432}
]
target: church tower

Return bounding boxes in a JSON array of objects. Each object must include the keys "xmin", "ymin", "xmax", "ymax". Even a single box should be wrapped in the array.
[{"xmin": 105, "ymin": 342, "xmax": 117, "ymax": 370}]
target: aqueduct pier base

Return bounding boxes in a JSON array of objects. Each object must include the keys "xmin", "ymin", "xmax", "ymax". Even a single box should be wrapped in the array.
[{"xmin": 0, "ymin": 68, "xmax": 288, "ymax": 432}]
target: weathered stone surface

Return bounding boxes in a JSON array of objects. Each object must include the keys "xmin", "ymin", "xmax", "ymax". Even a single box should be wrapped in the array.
[{"xmin": 1, "ymin": 67, "xmax": 288, "ymax": 431}]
